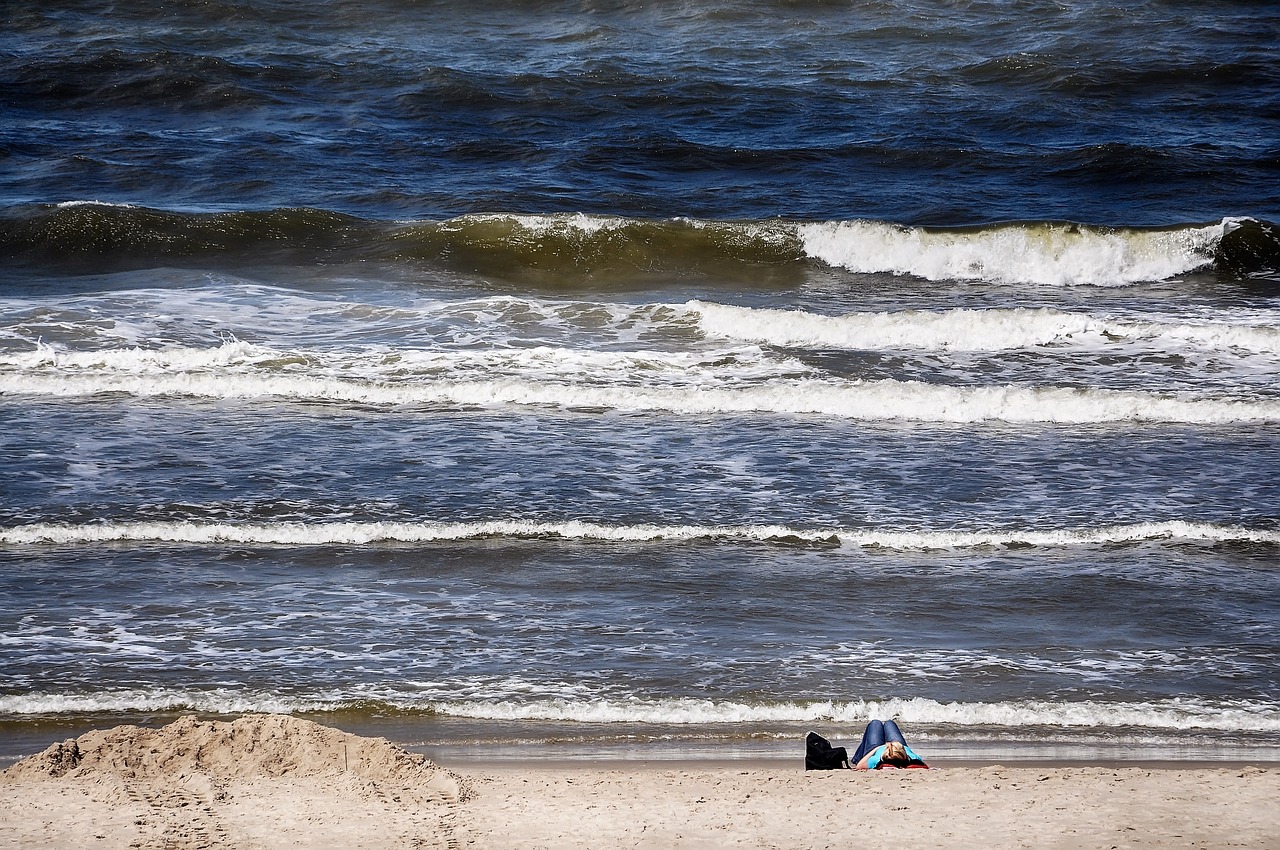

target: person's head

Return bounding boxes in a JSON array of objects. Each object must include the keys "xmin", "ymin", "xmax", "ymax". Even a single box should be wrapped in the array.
[{"xmin": 880, "ymin": 741, "xmax": 910, "ymax": 767}]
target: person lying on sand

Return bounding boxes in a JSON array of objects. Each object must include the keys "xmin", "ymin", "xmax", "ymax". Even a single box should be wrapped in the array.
[
  {"xmin": 805, "ymin": 720, "xmax": 928, "ymax": 770},
  {"xmin": 851, "ymin": 719, "xmax": 929, "ymax": 770}
]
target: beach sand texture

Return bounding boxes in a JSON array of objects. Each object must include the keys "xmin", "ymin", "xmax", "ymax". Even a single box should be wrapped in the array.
[{"xmin": 1, "ymin": 715, "xmax": 1278, "ymax": 849}]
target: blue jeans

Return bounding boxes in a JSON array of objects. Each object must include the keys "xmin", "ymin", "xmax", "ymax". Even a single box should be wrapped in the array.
[{"xmin": 850, "ymin": 719, "xmax": 907, "ymax": 765}]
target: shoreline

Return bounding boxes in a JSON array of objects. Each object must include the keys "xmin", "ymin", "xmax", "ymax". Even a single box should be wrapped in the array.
[
  {"xmin": 3, "ymin": 714, "xmax": 1280, "ymax": 848},
  {"xmin": 439, "ymin": 756, "xmax": 1280, "ymax": 771},
  {"xmin": 9, "ymin": 737, "xmax": 1280, "ymax": 773},
  {"xmin": 5, "ymin": 712, "xmax": 1280, "ymax": 771}
]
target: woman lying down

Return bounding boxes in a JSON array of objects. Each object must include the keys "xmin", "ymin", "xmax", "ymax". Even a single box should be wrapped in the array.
[{"xmin": 805, "ymin": 720, "xmax": 929, "ymax": 770}]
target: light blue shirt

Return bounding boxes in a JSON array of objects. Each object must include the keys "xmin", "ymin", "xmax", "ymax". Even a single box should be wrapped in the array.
[{"xmin": 865, "ymin": 743, "xmax": 926, "ymax": 769}]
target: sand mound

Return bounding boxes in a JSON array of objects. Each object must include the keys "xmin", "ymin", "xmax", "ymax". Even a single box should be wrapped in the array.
[
  {"xmin": 2, "ymin": 715, "xmax": 470, "ymax": 849},
  {"xmin": 3, "ymin": 713, "xmax": 467, "ymax": 797}
]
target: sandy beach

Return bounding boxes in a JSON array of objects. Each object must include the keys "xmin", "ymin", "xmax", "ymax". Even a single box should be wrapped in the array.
[{"xmin": 1, "ymin": 715, "xmax": 1278, "ymax": 849}]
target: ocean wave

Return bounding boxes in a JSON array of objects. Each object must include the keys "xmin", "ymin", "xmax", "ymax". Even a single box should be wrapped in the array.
[
  {"xmin": 3, "ymin": 370, "xmax": 1277, "ymax": 423},
  {"xmin": 8, "ymin": 300, "xmax": 1277, "ymax": 372},
  {"xmin": 1, "ymin": 519, "xmax": 1274, "ymax": 547},
  {"xmin": 4, "ymin": 204, "xmax": 1276, "ymax": 286},
  {"xmin": 960, "ymin": 52, "xmax": 1275, "ymax": 96},
  {"xmin": 686, "ymin": 301, "xmax": 1280, "ymax": 354},
  {"xmin": 6, "ymin": 48, "xmax": 293, "ymax": 112},
  {"xmin": 0, "ymin": 690, "xmax": 323, "ymax": 718},
  {"xmin": 425, "ymin": 696, "xmax": 1280, "ymax": 733},
  {"xmin": 797, "ymin": 219, "xmax": 1228, "ymax": 286},
  {"xmin": 0, "ymin": 339, "xmax": 799, "ymax": 384},
  {"xmin": 1, "ymin": 690, "xmax": 1276, "ymax": 733},
  {"xmin": 0, "ymin": 203, "xmax": 368, "ymax": 268}
]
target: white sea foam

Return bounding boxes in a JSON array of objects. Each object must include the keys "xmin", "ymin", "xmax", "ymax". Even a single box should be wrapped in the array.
[
  {"xmin": 455, "ymin": 212, "xmax": 629, "ymax": 238},
  {"xmin": 0, "ymin": 339, "xmax": 797, "ymax": 384},
  {"xmin": 798, "ymin": 219, "xmax": 1229, "ymax": 286},
  {"xmin": 687, "ymin": 301, "xmax": 1280, "ymax": 355},
  {"xmin": 0, "ymin": 285, "xmax": 696, "ymax": 354},
  {"xmin": 1, "ymin": 691, "xmax": 1276, "ymax": 733},
  {"xmin": 2, "ymin": 339, "xmax": 276, "ymax": 371},
  {"xmin": 54, "ymin": 200, "xmax": 138, "ymax": 209},
  {"xmin": 3, "ymin": 370, "xmax": 1277, "ymax": 423},
  {"xmin": 1, "ymin": 519, "xmax": 1274, "ymax": 547},
  {"xmin": 0, "ymin": 689, "xmax": 336, "ymax": 717},
  {"xmin": 424, "ymin": 696, "xmax": 1280, "ymax": 733}
]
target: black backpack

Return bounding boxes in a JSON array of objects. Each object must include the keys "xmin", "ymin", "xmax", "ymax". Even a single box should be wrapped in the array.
[{"xmin": 804, "ymin": 731, "xmax": 849, "ymax": 770}]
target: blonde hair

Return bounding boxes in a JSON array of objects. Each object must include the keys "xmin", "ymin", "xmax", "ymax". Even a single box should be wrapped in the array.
[{"xmin": 881, "ymin": 741, "xmax": 910, "ymax": 767}]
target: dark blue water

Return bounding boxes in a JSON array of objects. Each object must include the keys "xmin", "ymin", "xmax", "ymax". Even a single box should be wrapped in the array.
[
  {"xmin": 4, "ymin": 0, "xmax": 1280, "ymax": 224},
  {"xmin": 2, "ymin": 0, "xmax": 1279, "ymax": 764}
]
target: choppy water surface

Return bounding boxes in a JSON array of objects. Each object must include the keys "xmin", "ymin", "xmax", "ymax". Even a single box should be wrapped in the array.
[{"xmin": 2, "ymin": 0, "xmax": 1279, "ymax": 763}]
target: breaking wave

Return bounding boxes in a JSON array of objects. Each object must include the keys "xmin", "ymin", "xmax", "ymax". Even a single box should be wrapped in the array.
[
  {"xmin": 1, "ymin": 691, "xmax": 1276, "ymax": 733},
  {"xmin": 0, "ymin": 339, "xmax": 798, "ymax": 385},
  {"xmin": 687, "ymin": 301, "xmax": 1280, "ymax": 354},
  {"xmin": 3, "ymin": 204, "xmax": 1276, "ymax": 286},
  {"xmin": 4, "ymin": 370, "xmax": 1277, "ymax": 423},
  {"xmin": 426, "ymin": 696, "xmax": 1280, "ymax": 733},
  {"xmin": 796, "ymin": 218, "xmax": 1234, "ymax": 286},
  {"xmin": 2, "ymin": 519, "xmax": 1274, "ymax": 547}
]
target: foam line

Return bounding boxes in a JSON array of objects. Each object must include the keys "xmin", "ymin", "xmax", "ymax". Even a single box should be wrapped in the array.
[
  {"xmin": 2, "ymin": 520, "xmax": 1274, "ymax": 547},
  {"xmin": 1, "ymin": 691, "xmax": 1276, "ymax": 732},
  {"xmin": 426, "ymin": 695, "xmax": 1280, "ymax": 732},
  {"xmin": 686, "ymin": 301, "xmax": 1280, "ymax": 354},
  {"xmin": 0, "ymin": 340, "xmax": 788, "ymax": 377},
  {"xmin": 3, "ymin": 373, "xmax": 1277, "ymax": 423}
]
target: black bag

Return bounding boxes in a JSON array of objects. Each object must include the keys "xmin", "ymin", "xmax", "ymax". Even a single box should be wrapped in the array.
[{"xmin": 804, "ymin": 730, "xmax": 849, "ymax": 770}]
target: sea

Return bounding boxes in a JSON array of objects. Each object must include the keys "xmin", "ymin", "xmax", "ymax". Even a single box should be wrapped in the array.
[{"xmin": 2, "ymin": 0, "xmax": 1279, "ymax": 767}]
